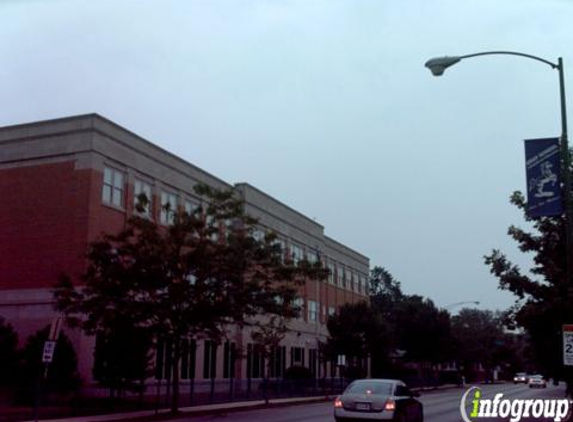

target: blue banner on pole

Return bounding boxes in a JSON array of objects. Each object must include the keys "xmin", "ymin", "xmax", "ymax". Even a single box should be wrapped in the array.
[{"xmin": 525, "ymin": 137, "xmax": 562, "ymax": 217}]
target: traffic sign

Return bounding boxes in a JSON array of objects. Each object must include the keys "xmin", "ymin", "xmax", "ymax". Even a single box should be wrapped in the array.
[
  {"xmin": 42, "ymin": 340, "xmax": 57, "ymax": 363},
  {"xmin": 563, "ymin": 325, "xmax": 573, "ymax": 366}
]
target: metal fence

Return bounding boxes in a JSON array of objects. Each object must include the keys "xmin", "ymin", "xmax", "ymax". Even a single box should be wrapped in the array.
[{"xmin": 151, "ymin": 377, "xmax": 350, "ymax": 409}]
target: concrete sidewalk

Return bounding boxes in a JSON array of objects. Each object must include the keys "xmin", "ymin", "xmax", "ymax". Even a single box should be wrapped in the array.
[{"xmin": 23, "ymin": 395, "xmax": 335, "ymax": 422}]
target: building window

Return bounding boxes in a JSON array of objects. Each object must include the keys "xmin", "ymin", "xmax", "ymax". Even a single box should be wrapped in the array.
[
  {"xmin": 308, "ymin": 300, "xmax": 318, "ymax": 322},
  {"xmin": 290, "ymin": 244, "xmax": 304, "ymax": 263},
  {"xmin": 180, "ymin": 339, "xmax": 197, "ymax": 380},
  {"xmin": 309, "ymin": 349, "xmax": 318, "ymax": 378},
  {"xmin": 205, "ymin": 214, "xmax": 221, "ymax": 241},
  {"xmin": 203, "ymin": 340, "xmax": 217, "ymax": 379},
  {"xmin": 184, "ymin": 199, "xmax": 197, "ymax": 216},
  {"xmin": 134, "ymin": 179, "xmax": 152, "ymax": 216},
  {"xmin": 337, "ymin": 267, "xmax": 344, "ymax": 288},
  {"xmin": 328, "ymin": 306, "xmax": 336, "ymax": 317},
  {"xmin": 290, "ymin": 347, "xmax": 305, "ymax": 366},
  {"xmin": 362, "ymin": 276, "xmax": 368, "ymax": 295},
  {"xmin": 307, "ymin": 250, "xmax": 318, "ymax": 263},
  {"xmin": 247, "ymin": 343, "xmax": 264, "ymax": 379},
  {"xmin": 273, "ymin": 238, "xmax": 286, "ymax": 262},
  {"xmin": 269, "ymin": 346, "xmax": 286, "ymax": 378},
  {"xmin": 160, "ymin": 191, "xmax": 177, "ymax": 225},
  {"xmin": 252, "ymin": 228, "xmax": 265, "ymax": 242},
  {"xmin": 155, "ymin": 338, "xmax": 173, "ymax": 380},
  {"xmin": 294, "ymin": 297, "xmax": 304, "ymax": 320},
  {"xmin": 223, "ymin": 341, "xmax": 236, "ymax": 379},
  {"xmin": 102, "ymin": 167, "xmax": 125, "ymax": 207},
  {"xmin": 346, "ymin": 271, "xmax": 352, "ymax": 291},
  {"xmin": 327, "ymin": 263, "xmax": 335, "ymax": 284}
]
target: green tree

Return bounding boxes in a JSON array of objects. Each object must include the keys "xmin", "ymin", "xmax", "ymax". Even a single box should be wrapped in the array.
[
  {"xmin": 326, "ymin": 301, "xmax": 390, "ymax": 378},
  {"xmin": 484, "ymin": 191, "xmax": 572, "ymax": 384},
  {"xmin": 55, "ymin": 184, "xmax": 324, "ymax": 413},
  {"xmin": 393, "ymin": 295, "xmax": 451, "ymax": 364},
  {"xmin": 0, "ymin": 317, "xmax": 18, "ymax": 386},
  {"xmin": 368, "ymin": 267, "xmax": 452, "ymax": 372},
  {"xmin": 369, "ymin": 266, "xmax": 403, "ymax": 301},
  {"xmin": 451, "ymin": 309, "xmax": 508, "ymax": 381},
  {"xmin": 17, "ymin": 326, "xmax": 80, "ymax": 403},
  {"xmin": 92, "ymin": 320, "xmax": 153, "ymax": 398}
]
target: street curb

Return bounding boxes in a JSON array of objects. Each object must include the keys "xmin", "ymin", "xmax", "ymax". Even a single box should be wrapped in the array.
[
  {"xmin": 24, "ymin": 396, "xmax": 335, "ymax": 422},
  {"xmin": 25, "ymin": 383, "xmax": 474, "ymax": 422}
]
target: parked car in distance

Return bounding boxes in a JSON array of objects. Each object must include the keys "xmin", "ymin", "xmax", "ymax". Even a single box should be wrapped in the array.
[
  {"xmin": 528, "ymin": 374, "xmax": 547, "ymax": 388},
  {"xmin": 333, "ymin": 378, "xmax": 423, "ymax": 422},
  {"xmin": 513, "ymin": 372, "xmax": 528, "ymax": 384}
]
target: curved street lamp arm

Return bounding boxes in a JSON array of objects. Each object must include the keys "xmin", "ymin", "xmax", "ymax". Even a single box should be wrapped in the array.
[
  {"xmin": 459, "ymin": 51, "xmax": 559, "ymax": 69},
  {"xmin": 444, "ymin": 301, "xmax": 480, "ymax": 311}
]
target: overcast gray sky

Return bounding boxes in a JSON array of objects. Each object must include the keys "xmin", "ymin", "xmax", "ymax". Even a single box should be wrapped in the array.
[{"xmin": 2, "ymin": 0, "xmax": 572, "ymax": 312}]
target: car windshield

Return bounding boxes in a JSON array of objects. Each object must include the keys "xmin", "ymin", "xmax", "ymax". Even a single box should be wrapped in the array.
[{"xmin": 346, "ymin": 381, "xmax": 394, "ymax": 395}]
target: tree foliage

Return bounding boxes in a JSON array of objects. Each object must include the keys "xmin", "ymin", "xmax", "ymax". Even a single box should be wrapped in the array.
[
  {"xmin": 484, "ymin": 191, "xmax": 572, "ymax": 381},
  {"xmin": 92, "ymin": 321, "xmax": 153, "ymax": 397},
  {"xmin": 16, "ymin": 326, "xmax": 80, "ymax": 403},
  {"xmin": 369, "ymin": 267, "xmax": 451, "ymax": 363},
  {"xmin": 54, "ymin": 183, "xmax": 325, "ymax": 412},
  {"xmin": 326, "ymin": 301, "xmax": 389, "ymax": 377},
  {"xmin": 451, "ymin": 308, "xmax": 513, "ymax": 378},
  {"xmin": 327, "ymin": 267, "xmax": 451, "ymax": 378},
  {"xmin": 0, "ymin": 317, "xmax": 18, "ymax": 386}
]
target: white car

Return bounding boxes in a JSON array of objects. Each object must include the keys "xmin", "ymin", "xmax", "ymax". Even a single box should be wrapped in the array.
[
  {"xmin": 334, "ymin": 379, "xmax": 423, "ymax": 422},
  {"xmin": 513, "ymin": 372, "xmax": 528, "ymax": 384},
  {"xmin": 528, "ymin": 375, "xmax": 547, "ymax": 388}
]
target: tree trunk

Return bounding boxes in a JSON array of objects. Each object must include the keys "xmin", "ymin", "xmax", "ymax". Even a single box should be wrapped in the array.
[{"xmin": 171, "ymin": 338, "xmax": 181, "ymax": 414}]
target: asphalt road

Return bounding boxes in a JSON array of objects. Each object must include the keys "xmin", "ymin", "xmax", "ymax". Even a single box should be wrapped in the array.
[{"xmin": 171, "ymin": 382, "xmax": 570, "ymax": 422}]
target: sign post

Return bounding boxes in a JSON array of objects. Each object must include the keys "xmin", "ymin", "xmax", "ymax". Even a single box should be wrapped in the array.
[
  {"xmin": 563, "ymin": 325, "xmax": 573, "ymax": 366},
  {"xmin": 34, "ymin": 316, "xmax": 63, "ymax": 422},
  {"xmin": 337, "ymin": 355, "xmax": 346, "ymax": 391}
]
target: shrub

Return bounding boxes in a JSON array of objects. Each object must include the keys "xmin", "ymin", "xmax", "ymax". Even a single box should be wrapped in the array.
[
  {"xmin": 0, "ymin": 317, "xmax": 18, "ymax": 386},
  {"xmin": 284, "ymin": 365, "xmax": 311, "ymax": 380},
  {"xmin": 15, "ymin": 326, "xmax": 81, "ymax": 404}
]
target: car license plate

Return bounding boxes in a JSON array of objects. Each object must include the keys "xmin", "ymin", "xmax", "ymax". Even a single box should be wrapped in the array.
[{"xmin": 356, "ymin": 403, "xmax": 371, "ymax": 411}]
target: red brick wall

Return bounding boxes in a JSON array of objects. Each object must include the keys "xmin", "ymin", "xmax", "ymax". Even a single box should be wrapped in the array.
[{"xmin": 0, "ymin": 161, "xmax": 126, "ymax": 290}]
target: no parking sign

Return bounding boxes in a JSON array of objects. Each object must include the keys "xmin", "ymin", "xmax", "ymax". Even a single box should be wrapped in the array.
[{"xmin": 563, "ymin": 324, "xmax": 573, "ymax": 366}]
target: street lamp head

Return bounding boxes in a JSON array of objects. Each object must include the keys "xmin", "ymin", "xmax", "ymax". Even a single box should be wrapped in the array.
[{"xmin": 425, "ymin": 56, "xmax": 462, "ymax": 76}]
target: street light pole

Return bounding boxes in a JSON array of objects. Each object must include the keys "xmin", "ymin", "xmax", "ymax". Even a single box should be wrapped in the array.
[
  {"xmin": 557, "ymin": 58, "xmax": 573, "ymax": 292},
  {"xmin": 425, "ymin": 51, "xmax": 573, "ymax": 302}
]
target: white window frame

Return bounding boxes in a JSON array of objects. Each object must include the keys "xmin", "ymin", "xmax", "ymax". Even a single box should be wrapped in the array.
[
  {"xmin": 273, "ymin": 238, "xmax": 286, "ymax": 262},
  {"xmin": 102, "ymin": 166, "xmax": 125, "ymax": 208},
  {"xmin": 337, "ymin": 267, "xmax": 344, "ymax": 288},
  {"xmin": 294, "ymin": 297, "xmax": 304, "ymax": 320},
  {"xmin": 327, "ymin": 263, "xmax": 335, "ymax": 284},
  {"xmin": 134, "ymin": 179, "xmax": 153, "ymax": 217},
  {"xmin": 290, "ymin": 244, "xmax": 304, "ymax": 264},
  {"xmin": 307, "ymin": 250, "xmax": 318, "ymax": 263},
  {"xmin": 184, "ymin": 199, "xmax": 198, "ymax": 216},
  {"xmin": 252, "ymin": 228, "xmax": 266, "ymax": 242},
  {"xmin": 160, "ymin": 190, "xmax": 177, "ymax": 225},
  {"xmin": 308, "ymin": 300, "xmax": 318, "ymax": 323}
]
